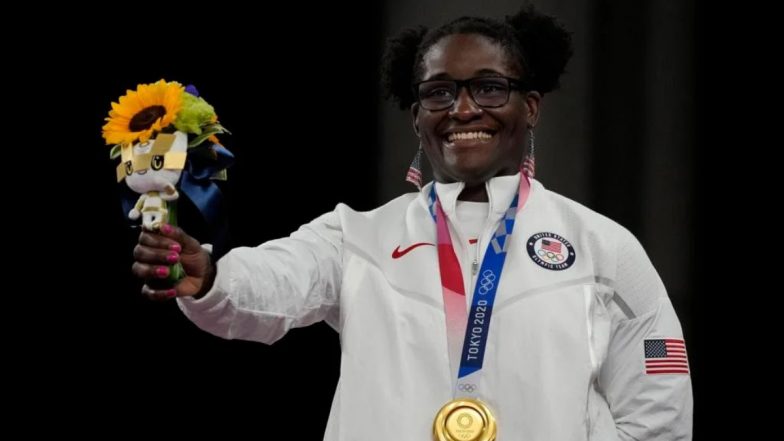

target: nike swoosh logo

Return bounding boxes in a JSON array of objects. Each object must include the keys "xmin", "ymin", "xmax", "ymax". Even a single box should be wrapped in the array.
[{"xmin": 392, "ymin": 242, "xmax": 435, "ymax": 259}]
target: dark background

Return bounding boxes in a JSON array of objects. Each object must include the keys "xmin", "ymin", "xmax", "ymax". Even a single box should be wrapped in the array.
[{"xmin": 15, "ymin": 0, "xmax": 745, "ymax": 438}]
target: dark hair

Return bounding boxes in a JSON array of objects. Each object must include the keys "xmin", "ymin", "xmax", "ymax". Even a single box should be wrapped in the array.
[{"xmin": 380, "ymin": 5, "xmax": 573, "ymax": 110}]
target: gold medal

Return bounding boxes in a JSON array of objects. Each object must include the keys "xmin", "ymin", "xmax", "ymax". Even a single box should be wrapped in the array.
[{"xmin": 433, "ymin": 398, "xmax": 497, "ymax": 441}]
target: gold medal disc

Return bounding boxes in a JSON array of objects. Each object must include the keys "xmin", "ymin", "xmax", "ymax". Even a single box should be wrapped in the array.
[{"xmin": 433, "ymin": 398, "xmax": 496, "ymax": 441}]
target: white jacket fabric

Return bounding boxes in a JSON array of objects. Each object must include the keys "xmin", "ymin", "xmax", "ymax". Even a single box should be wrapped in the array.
[{"xmin": 178, "ymin": 174, "xmax": 693, "ymax": 440}]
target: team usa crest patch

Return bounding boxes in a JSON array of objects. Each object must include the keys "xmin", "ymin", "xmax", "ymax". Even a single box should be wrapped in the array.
[{"xmin": 526, "ymin": 232, "xmax": 576, "ymax": 270}]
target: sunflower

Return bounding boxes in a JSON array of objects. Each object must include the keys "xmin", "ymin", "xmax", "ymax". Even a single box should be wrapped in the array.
[{"xmin": 102, "ymin": 80, "xmax": 184, "ymax": 145}]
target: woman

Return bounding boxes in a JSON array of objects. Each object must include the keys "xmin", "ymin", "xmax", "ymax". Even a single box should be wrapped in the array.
[{"xmin": 132, "ymin": 5, "xmax": 692, "ymax": 440}]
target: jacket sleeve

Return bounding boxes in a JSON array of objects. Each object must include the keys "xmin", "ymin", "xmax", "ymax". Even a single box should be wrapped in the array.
[
  {"xmin": 176, "ymin": 208, "xmax": 343, "ymax": 344},
  {"xmin": 598, "ymin": 230, "xmax": 693, "ymax": 440}
]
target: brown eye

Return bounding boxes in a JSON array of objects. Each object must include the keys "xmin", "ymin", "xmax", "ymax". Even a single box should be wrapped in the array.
[
  {"xmin": 151, "ymin": 155, "xmax": 164, "ymax": 170},
  {"xmin": 125, "ymin": 161, "xmax": 133, "ymax": 175}
]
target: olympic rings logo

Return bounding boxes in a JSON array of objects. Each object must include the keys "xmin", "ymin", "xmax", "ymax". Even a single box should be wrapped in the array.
[
  {"xmin": 458, "ymin": 383, "xmax": 477, "ymax": 392},
  {"xmin": 537, "ymin": 248, "xmax": 565, "ymax": 262},
  {"xmin": 478, "ymin": 270, "xmax": 496, "ymax": 295}
]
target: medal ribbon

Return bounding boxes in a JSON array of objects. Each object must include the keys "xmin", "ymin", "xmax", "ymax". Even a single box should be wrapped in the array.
[{"xmin": 429, "ymin": 174, "xmax": 530, "ymax": 398}]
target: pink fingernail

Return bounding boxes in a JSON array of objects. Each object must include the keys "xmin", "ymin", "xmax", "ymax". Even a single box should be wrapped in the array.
[
  {"xmin": 166, "ymin": 253, "xmax": 179, "ymax": 264},
  {"xmin": 169, "ymin": 243, "xmax": 182, "ymax": 253},
  {"xmin": 155, "ymin": 266, "xmax": 169, "ymax": 278},
  {"xmin": 161, "ymin": 224, "xmax": 173, "ymax": 234},
  {"xmin": 166, "ymin": 289, "xmax": 177, "ymax": 298}
]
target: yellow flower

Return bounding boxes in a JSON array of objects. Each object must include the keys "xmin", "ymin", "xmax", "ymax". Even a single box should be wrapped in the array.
[{"xmin": 102, "ymin": 80, "xmax": 184, "ymax": 145}]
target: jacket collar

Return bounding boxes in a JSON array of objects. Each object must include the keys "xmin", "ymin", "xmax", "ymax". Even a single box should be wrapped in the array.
[{"xmin": 422, "ymin": 172, "xmax": 530, "ymax": 219}]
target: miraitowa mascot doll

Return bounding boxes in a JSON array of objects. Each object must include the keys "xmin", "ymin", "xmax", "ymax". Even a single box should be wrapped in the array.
[{"xmin": 103, "ymin": 79, "xmax": 233, "ymax": 282}]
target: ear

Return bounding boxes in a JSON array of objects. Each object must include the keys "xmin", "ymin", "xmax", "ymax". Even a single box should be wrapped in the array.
[
  {"xmin": 410, "ymin": 102, "xmax": 421, "ymax": 137},
  {"xmin": 524, "ymin": 91, "xmax": 542, "ymax": 127}
]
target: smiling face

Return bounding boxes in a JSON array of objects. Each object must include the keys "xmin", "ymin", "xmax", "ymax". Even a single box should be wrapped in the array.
[{"xmin": 412, "ymin": 33, "xmax": 540, "ymax": 190}]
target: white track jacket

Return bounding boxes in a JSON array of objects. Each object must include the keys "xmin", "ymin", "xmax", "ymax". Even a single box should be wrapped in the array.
[{"xmin": 178, "ymin": 174, "xmax": 693, "ymax": 440}]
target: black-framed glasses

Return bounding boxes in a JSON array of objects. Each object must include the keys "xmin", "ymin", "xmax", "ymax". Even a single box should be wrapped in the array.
[{"xmin": 414, "ymin": 76, "xmax": 527, "ymax": 111}]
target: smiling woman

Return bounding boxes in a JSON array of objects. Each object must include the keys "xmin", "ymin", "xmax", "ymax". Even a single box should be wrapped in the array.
[
  {"xmin": 414, "ymin": 34, "xmax": 539, "ymax": 196},
  {"xmin": 128, "ymin": 4, "xmax": 692, "ymax": 441}
]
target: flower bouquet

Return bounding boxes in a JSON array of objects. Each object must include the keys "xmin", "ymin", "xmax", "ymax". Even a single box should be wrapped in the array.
[{"xmin": 103, "ymin": 79, "xmax": 233, "ymax": 281}]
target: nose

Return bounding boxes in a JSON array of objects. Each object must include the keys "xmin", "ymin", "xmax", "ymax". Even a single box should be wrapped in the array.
[{"xmin": 448, "ymin": 87, "xmax": 483, "ymax": 120}]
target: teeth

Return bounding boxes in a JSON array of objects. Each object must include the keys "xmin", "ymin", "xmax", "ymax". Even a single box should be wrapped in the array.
[{"xmin": 447, "ymin": 131, "xmax": 493, "ymax": 142}]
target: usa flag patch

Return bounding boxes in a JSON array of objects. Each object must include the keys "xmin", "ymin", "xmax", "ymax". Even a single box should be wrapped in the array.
[{"xmin": 644, "ymin": 338, "xmax": 689, "ymax": 375}]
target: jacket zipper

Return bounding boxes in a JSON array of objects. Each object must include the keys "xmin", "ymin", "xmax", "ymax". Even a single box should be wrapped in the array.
[{"xmin": 472, "ymin": 183, "xmax": 495, "ymax": 281}]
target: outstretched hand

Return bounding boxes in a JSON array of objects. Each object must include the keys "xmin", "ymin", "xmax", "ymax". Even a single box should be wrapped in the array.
[{"xmin": 132, "ymin": 224, "xmax": 215, "ymax": 301}]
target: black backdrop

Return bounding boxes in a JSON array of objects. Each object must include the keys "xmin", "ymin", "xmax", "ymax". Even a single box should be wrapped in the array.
[{"xmin": 62, "ymin": 6, "xmax": 382, "ymax": 438}]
